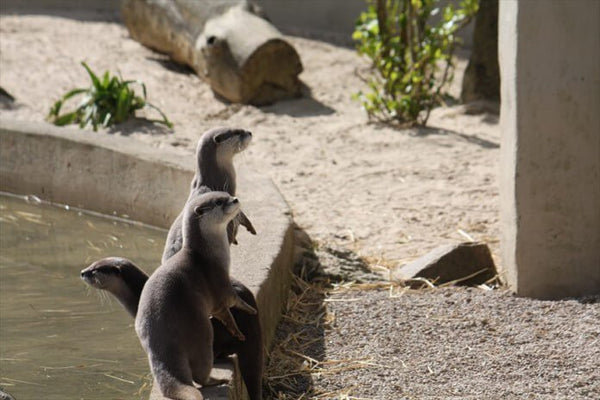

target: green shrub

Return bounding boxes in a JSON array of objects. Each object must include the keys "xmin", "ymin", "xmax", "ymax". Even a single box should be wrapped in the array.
[
  {"xmin": 48, "ymin": 62, "xmax": 173, "ymax": 131},
  {"xmin": 353, "ymin": 0, "xmax": 478, "ymax": 126}
]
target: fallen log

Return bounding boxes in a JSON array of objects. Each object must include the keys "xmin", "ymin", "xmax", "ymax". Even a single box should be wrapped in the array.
[{"xmin": 121, "ymin": 0, "xmax": 303, "ymax": 105}]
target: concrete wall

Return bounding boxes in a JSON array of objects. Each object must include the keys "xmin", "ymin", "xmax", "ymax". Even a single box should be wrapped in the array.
[
  {"xmin": 1, "ymin": 0, "xmax": 472, "ymax": 47},
  {"xmin": 499, "ymin": 0, "xmax": 600, "ymax": 299},
  {"xmin": 256, "ymin": 0, "xmax": 473, "ymax": 46},
  {"xmin": 0, "ymin": 0, "xmax": 121, "ymax": 20},
  {"xmin": 0, "ymin": 120, "xmax": 191, "ymax": 228},
  {"xmin": 255, "ymin": 0, "xmax": 366, "ymax": 45}
]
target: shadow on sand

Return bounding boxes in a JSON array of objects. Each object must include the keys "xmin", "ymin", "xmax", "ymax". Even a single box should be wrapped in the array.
[
  {"xmin": 260, "ymin": 84, "xmax": 336, "ymax": 118},
  {"xmin": 146, "ymin": 56, "xmax": 196, "ymax": 76},
  {"xmin": 412, "ymin": 125, "xmax": 500, "ymax": 149},
  {"xmin": 108, "ymin": 118, "xmax": 173, "ymax": 136}
]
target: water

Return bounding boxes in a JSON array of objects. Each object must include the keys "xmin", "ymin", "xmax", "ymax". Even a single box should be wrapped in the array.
[{"xmin": 0, "ymin": 194, "xmax": 166, "ymax": 399}]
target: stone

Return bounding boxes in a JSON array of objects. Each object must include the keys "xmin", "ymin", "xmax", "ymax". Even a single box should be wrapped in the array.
[{"xmin": 393, "ymin": 242, "xmax": 497, "ymax": 287}]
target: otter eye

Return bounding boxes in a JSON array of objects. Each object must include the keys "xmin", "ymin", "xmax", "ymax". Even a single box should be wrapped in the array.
[
  {"xmin": 194, "ymin": 206, "xmax": 208, "ymax": 216},
  {"xmin": 215, "ymin": 199, "xmax": 225, "ymax": 207},
  {"xmin": 104, "ymin": 266, "xmax": 120, "ymax": 275},
  {"xmin": 213, "ymin": 131, "xmax": 235, "ymax": 144},
  {"xmin": 207, "ymin": 36, "xmax": 217, "ymax": 46}
]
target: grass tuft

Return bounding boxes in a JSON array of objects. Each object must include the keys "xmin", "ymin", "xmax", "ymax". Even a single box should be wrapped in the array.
[{"xmin": 47, "ymin": 62, "xmax": 173, "ymax": 131}]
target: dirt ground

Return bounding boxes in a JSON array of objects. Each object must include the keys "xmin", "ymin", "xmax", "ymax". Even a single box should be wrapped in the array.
[{"xmin": 1, "ymin": 14, "xmax": 598, "ymax": 400}]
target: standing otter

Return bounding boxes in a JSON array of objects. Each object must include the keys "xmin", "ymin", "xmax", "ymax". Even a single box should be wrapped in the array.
[
  {"xmin": 80, "ymin": 257, "xmax": 263, "ymax": 400},
  {"xmin": 135, "ymin": 192, "xmax": 256, "ymax": 399},
  {"xmin": 162, "ymin": 127, "xmax": 256, "ymax": 263}
]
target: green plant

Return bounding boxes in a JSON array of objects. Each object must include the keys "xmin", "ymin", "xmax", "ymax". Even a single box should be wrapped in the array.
[
  {"xmin": 353, "ymin": 0, "xmax": 478, "ymax": 126},
  {"xmin": 48, "ymin": 62, "xmax": 173, "ymax": 131}
]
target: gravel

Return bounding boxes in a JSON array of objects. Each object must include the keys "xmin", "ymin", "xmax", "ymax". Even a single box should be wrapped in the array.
[{"xmin": 269, "ymin": 283, "xmax": 600, "ymax": 399}]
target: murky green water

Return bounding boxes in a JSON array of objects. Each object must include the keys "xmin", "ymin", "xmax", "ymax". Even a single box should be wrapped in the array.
[{"xmin": 0, "ymin": 194, "xmax": 166, "ymax": 399}]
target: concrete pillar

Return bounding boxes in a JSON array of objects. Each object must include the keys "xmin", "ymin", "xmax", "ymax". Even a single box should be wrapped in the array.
[{"xmin": 499, "ymin": 0, "xmax": 600, "ymax": 299}]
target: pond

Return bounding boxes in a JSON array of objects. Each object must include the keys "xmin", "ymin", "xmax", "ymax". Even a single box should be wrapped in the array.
[{"xmin": 0, "ymin": 193, "xmax": 166, "ymax": 399}]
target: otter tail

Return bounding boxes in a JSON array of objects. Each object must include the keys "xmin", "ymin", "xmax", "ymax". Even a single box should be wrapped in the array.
[{"xmin": 150, "ymin": 355, "xmax": 203, "ymax": 400}]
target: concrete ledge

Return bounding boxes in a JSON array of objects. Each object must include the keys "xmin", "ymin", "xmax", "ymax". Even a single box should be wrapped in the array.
[{"xmin": 0, "ymin": 118, "xmax": 294, "ymax": 399}]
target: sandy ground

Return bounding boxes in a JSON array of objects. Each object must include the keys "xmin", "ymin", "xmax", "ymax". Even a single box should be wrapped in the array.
[{"xmin": 1, "ymin": 14, "xmax": 598, "ymax": 400}]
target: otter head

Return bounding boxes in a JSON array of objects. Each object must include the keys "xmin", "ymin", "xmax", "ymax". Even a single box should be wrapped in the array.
[
  {"xmin": 193, "ymin": 127, "xmax": 252, "ymax": 193},
  {"xmin": 197, "ymin": 127, "xmax": 252, "ymax": 161},
  {"xmin": 81, "ymin": 257, "xmax": 128, "ymax": 291},
  {"xmin": 183, "ymin": 192, "xmax": 241, "ymax": 247},
  {"xmin": 189, "ymin": 191, "xmax": 240, "ymax": 229},
  {"xmin": 81, "ymin": 257, "xmax": 147, "ymax": 317}
]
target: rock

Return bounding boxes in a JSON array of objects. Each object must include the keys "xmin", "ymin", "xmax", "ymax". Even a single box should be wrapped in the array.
[
  {"xmin": 393, "ymin": 242, "xmax": 497, "ymax": 287},
  {"xmin": 121, "ymin": 0, "xmax": 302, "ymax": 105}
]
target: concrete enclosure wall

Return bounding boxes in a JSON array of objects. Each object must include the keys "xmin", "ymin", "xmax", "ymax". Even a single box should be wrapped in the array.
[
  {"xmin": 0, "ymin": 0, "xmax": 121, "ymax": 19},
  {"xmin": 255, "ymin": 0, "xmax": 365, "ymax": 44},
  {"xmin": 0, "ymin": 120, "xmax": 191, "ymax": 228},
  {"xmin": 256, "ymin": 0, "xmax": 473, "ymax": 46},
  {"xmin": 499, "ymin": 0, "xmax": 600, "ymax": 299},
  {"xmin": 1, "ymin": 0, "xmax": 472, "ymax": 47}
]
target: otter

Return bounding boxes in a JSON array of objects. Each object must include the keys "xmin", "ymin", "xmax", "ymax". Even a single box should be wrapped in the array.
[
  {"xmin": 80, "ymin": 257, "xmax": 263, "ymax": 400},
  {"xmin": 135, "ymin": 192, "xmax": 256, "ymax": 399},
  {"xmin": 162, "ymin": 127, "xmax": 256, "ymax": 264}
]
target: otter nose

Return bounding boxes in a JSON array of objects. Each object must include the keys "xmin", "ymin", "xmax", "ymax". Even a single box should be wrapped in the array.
[
  {"xmin": 81, "ymin": 270, "xmax": 92, "ymax": 278},
  {"xmin": 238, "ymin": 129, "xmax": 251, "ymax": 138},
  {"xmin": 231, "ymin": 197, "xmax": 239, "ymax": 204}
]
